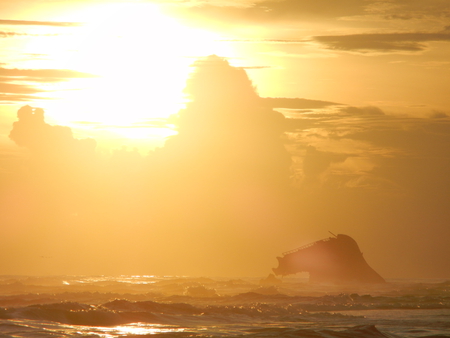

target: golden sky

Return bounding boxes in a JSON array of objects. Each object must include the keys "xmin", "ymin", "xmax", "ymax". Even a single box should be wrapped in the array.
[{"xmin": 1, "ymin": 0, "xmax": 450, "ymax": 279}]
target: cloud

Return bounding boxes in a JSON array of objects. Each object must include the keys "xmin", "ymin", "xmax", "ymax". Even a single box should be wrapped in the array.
[
  {"xmin": 150, "ymin": 55, "xmax": 292, "ymax": 199},
  {"xmin": 219, "ymin": 39, "xmax": 307, "ymax": 44},
  {"xmin": 0, "ymin": 31, "xmax": 63, "ymax": 38},
  {"xmin": 262, "ymin": 97, "xmax": 340, "ymax": 110},
  {"xmin": 163, "ymin": 0, "xmax": 450, "ymax": 27},
  {"xmin": 252, "ymin": 0, "xmax": 368, "ymax": 20},
  {"xmin": 302, "ymin": 145, "xmax": 348, "ymax": 178},
  {"xmin": 280, "ymin": 102, "xmax": 450, "ymax": 196},
  {"xmin": 430, "ymin": 110, "xmax": 449, "ymax": 119},
  {"xmin": 165, "ymin": 0, "xmax": 368, "ymax": 21},
  {"xmin": 341, "ymin": 106, "xmax": 386, "ymax": 116},
  {"xmin": 159, "ymin": 0, "xmax": 373, "ymax": 34},
  {"xmin": 2, "ymin": 54, "xmax": 450, "ymax": 277},
  {"xmin": 0, "ymin": 19, "xmax": 81, "ymax": 27},
  {"xmin": 0, "ymin": 68, "xmax": 97, "ymax": 101},
  {"xmin": 366, "ymin": 0, "xmax": 450, "ymax": 21},
  {"xmin": 313, "ymin": 31, "xmax": 450, "ymax": 53},
  {"xmin": 295, "ymin": 111, "xmax": 450, "ymax": 195},
  {"xmin": 0, "ymin": 67, "xmax": 97, "ymax": 79},
  {"xmin": 260, "ymin": 50, "xmax": 338, "ymax": 59},
  {"xmin": 0, "ymin": 31, "xmax": 30, "ymax": 38},
  {"xmin": 9, "ymin": 105, "xmax": 96, "ymax": 151},
  {"xmin": 344, "ymin": 115, "xmax": 450, "ymax": 156},
  {"xmin": 0, "ymin": 93, "xmax": 47, "ymax": 102},
  {"xmin": 0, "ymin": 83, "xmax": 40, "ymax": 94}
]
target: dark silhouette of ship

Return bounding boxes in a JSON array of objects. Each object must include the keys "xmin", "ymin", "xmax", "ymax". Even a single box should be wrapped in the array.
[{"xmin": 273, "ymin": 233, "xmax": 386, "ymax": 284}]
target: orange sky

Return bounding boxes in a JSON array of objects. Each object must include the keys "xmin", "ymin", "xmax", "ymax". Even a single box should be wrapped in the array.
[{"xmin": 0, "ymin": 0, "xmax": 450, "ymax": 279}]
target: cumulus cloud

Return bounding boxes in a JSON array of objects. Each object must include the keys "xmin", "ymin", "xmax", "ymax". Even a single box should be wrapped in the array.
[
  {"xmin": 9, "ymin": 105, "xmax": 96, "ymax": 154},
  {"xmin": 152, "ymin": 55, "xmax": 292, "ymax": 190},
  {"xmin": 6, "ymin": 106, "xmax": 104, "ymax": 228}
]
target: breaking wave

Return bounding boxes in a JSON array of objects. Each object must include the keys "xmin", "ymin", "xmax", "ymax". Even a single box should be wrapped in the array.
[{"xmin": 0, "ymin": 276, "xmax": 449, "ymax": 337}]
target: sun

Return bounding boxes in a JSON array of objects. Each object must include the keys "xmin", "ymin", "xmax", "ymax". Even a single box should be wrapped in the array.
[{"xmin": 40, "ymin": 2, "xmax": 233, "ymax": 146}]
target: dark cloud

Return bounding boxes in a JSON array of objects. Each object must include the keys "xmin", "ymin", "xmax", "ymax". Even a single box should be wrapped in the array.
[
  {"xmin": 430, "ymin": 110, "xmax": 449, "ymax": 119},
  {"xmin": 313, "ymin": 31, "xmax": 450, "ymax": 53},
  {"xmin": 0, "ymin": 19, "xmax": 81, "ymax": 27}
]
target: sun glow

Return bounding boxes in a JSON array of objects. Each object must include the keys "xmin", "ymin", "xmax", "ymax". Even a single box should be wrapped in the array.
[{"xmin": 37, "ymin": 2, "xmax": 234, "ymax": 146}]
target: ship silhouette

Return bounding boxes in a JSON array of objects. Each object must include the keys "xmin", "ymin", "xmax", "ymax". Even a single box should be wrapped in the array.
[{"xmin": 273, "ymin": 233, "xmax": 386, "ymax": 284}]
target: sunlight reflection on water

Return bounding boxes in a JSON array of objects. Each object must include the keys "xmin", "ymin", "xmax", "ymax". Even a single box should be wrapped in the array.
[
  {"xmin": 54, "ymin": 322, "xmax": 186, "ymax": 337},
  {"xmin": 95, "ymin": 323, "xmax": 185, "ymax": 336}
]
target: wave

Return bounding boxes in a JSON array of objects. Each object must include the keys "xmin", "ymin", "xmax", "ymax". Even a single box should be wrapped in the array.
[
  {"xmin": 0, "ymin": 277, "xmax": 449, "ymax": 337},
  {"xmin": 245, "ymin": 325, "xmax": 403, "ymax": 338},
  {"xmin": 0, "ymin": 321, "xmax": 418, "ymax": 338},
  {"xmin": 0, "ymin": 299, "xmax": 361, "ymax": 326},
  {"xmin": 0, "ymin": 287, "xmax": 449, "ymax": 326}
]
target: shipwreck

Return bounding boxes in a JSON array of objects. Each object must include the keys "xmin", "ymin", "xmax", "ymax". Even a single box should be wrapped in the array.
[{"xmin": 273, "ymin": 233, "xmax": 385, "ymax": 284}]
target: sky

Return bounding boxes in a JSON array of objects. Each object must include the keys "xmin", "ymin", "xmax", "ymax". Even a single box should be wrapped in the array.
[{"xmin": 1, "ymin": 0, "xmax": 450, "ymax": 279}]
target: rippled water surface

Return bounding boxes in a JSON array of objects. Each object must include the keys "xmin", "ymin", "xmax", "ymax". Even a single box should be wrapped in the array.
[{"xmin": 0, "ymin": 275, "xmax": 449, "ymax": 337}]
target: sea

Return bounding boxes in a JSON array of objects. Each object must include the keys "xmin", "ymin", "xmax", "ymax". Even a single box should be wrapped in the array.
[{"xmin": 0, "ymin": 275, "xmax": 449, "ymax": 338}]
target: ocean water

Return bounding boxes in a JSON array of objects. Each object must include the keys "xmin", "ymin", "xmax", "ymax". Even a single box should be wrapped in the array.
[{"xmin": 0, "ymin": 275, "xmax": 449, "ymax": 338}]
